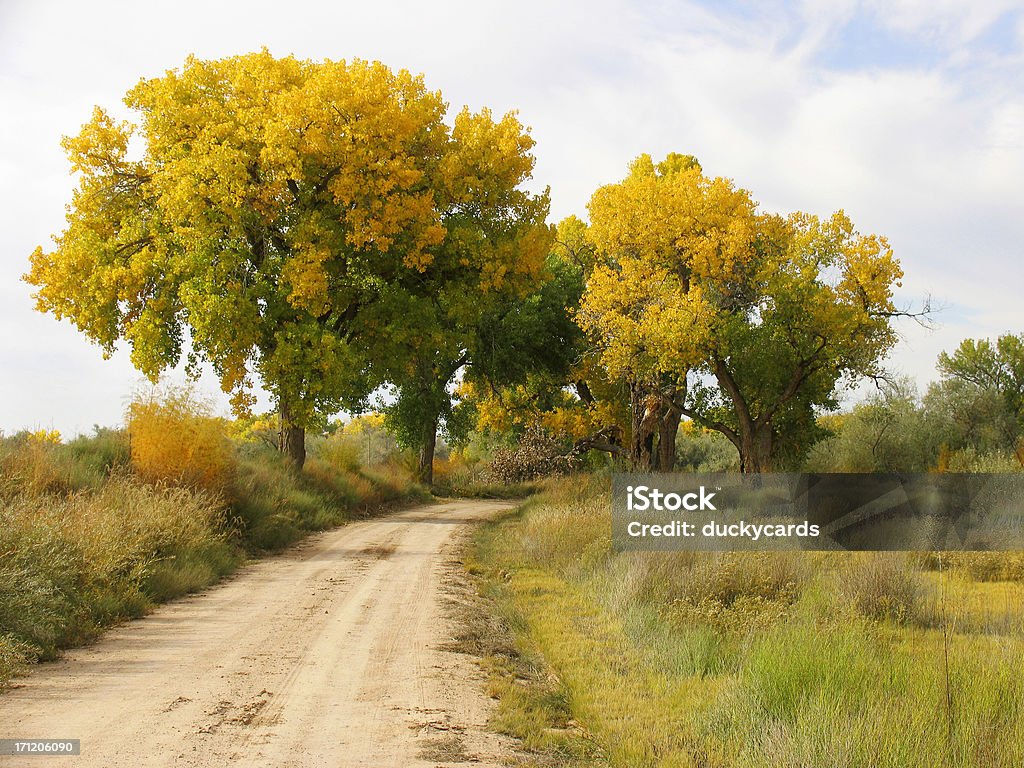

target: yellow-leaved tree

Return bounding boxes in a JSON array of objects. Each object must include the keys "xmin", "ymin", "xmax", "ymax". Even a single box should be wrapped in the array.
[
  {"xmin": 577, "ymin": 153, "xmax": 907, "ymax": 472},
  {"xmin": 25, "ymin": 51, "xmax": 550, "ymax": 469}
]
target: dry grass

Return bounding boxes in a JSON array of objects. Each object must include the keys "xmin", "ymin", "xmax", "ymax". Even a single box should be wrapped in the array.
[{"xmin": 0, "ymin": 472, "xmax": 232, "ymax": 683}]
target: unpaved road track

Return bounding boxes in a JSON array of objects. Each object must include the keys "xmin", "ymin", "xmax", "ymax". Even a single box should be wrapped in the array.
[{"xmin": 0, "ymin": 500, "xmax": 516, "ymax": 767}]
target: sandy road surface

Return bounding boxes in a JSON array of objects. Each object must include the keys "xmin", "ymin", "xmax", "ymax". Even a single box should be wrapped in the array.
[{"xmin": 0, "ymin": 500, "xmax": 516, "ymax": 767}]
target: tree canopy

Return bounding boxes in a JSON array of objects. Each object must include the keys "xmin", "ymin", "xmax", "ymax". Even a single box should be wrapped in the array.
[
  {"xmin": 25, "ymin": 51, "xmax": 549, "ymax": 468},
  {"xmin": 930, "ymin": 333, "xmax": 1024, "ymax": 454},
  {"xmin": 576, "ymin": 153, "xmax": 905, "ymax": 471}
]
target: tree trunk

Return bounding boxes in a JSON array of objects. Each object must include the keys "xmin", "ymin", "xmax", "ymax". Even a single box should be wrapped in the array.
[
  {"xmin": 711, "ymin": 358, "xmax": 773, "ymax": 473},
  {"xmin": 657, "ymin": 407, "xmax": 682, "ymax": 472},
  {"xmin": 738, "ymin": 425, "xmax": 773, "ymax": 473},
  {"xmin": 278, "ymin": 400, "xmax": 306, "ymax": 471},
  {"xmin": 630, "ymin": 384, "xmax": 659, "ymax": 471},
  {"xmin": 417, "ymin": 412, "xmax": 439, "ymax": 487}
]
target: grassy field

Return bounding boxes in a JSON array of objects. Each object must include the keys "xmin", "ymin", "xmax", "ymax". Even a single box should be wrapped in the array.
[
  {"xmin": 469, "ymin": 475, "xmax": 1024, "ymax": 768},
  {"xmin": 0, "ymin": 424, "xmax": 428, "ymax": 688}
]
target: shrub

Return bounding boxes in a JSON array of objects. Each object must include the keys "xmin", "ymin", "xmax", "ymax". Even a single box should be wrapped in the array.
[
  {"xmin": 316, "ymin": 438, "xmax": 363, "ymax": 472},
  {"xmin": 676, "ymin": 424, "xmax": 740, "ymax": 472},
  {"xmin": 838, "ymin": 553, "xmax": 926, "ymax": 623},
  {"xmin": 946, "ymin": 447, "xmax": 1023, "ymax": 473},
  {"xmin": 0, "ymin": 634, "xmax": 38, "ymax": 685},
  {"xmin": 804, "ymin": 383, "xmax": 947, "ymax": 472},
  {"xmin": 0, "ymin": 430, "xmax": 124, "ymax": 497},
  {"xmin": 936, "ymin": 553, "xmax": 1024, "ymax": 582},
  {"xmin": 65, "ymin": 428, "xmax": 130, "ymax": 476},
  {"xmin": 127, "ymin": 386, "xmax": 235, "ymax": 491},
  {"xmin": 486, "ymin": 425, "xmax": 578, "ymax": 484}
]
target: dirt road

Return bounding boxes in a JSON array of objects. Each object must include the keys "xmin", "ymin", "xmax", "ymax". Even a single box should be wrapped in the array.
[{"xmin": 0, "ymin": 500, "xmax": 516, "ymax": 767}]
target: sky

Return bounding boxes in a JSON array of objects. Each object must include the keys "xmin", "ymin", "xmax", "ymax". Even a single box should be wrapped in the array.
[{"xmin": 1, "ymin": 0, "xmax": 1022, "ymax": 436}]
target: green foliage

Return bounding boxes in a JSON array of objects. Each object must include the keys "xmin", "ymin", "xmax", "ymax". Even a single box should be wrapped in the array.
[
  {"xmin": 470, "ymin": 253, "xmax": 586, "ymax": 387},
  {"xmin": 939, "ymin": 334, "xmax": 1024, "ymax": 424},
  {"xmin": 65, "ymin": 427, "xmax": 131, "ymax": 476},
  {"xmin": 235, "ymin": 438, "xmax": 430, "ymax": 549},
  {"xmin": 928, "ymin": 333, "xmax": 1024, "ymax": 457},
  {"xmin": 925, "ymin": 381, "xmax": 1016, "ymax": 454},
  {"xmin": 380, "ymin": 245, "xmax": 583, "ymax": 483},
  {"xmin": 142, "ymin": 541, "xmax": 241, "ymax": 603},
  {"xmin": 0, "ymin": 430, "xmax": 120, "ymax": 497},
  {"xmin": 675, "ymin": 425, "xmax": 740, "ymax": 472},
  {"xmin": 805, "ymin": 381, "xmax": 947, "ymax": 472},
  {"xmin": 804, "ymin": 341, "xmax": 1024, "ymax": 473}
]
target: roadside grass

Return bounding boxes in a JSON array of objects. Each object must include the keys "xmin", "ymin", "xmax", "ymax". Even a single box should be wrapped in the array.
[
  {"xmin": 433, "ymin": 478, "xmax": 541, "ymax": 500},
  {"xmin": 450, "ymin": 520, "xmax": 603, "ymax": 767},
  {"xmin": 469, "ymin": 475, "xmax": 1024, "ymax": 768},
  {"xmin": 0, "ymin": 426, "xmax": 429, "ymax": 689}
]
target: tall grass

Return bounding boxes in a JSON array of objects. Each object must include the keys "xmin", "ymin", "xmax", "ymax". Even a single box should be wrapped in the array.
[
  {"xmin": 471, "ymin": 475, "xmax": 1024, "ymax": 767},
  {"xmin": 0, "ymin": 470, "xmax": 232, "ymax": 683}
]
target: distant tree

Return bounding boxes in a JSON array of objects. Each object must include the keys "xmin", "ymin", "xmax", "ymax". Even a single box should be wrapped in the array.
[
  {"xmin": 379, "ymin": 247, "xmax": 583, "ymax": 485},
  {"xmin": 456, "ymin": 216, "xmax": 630, "ymax": 466},
  {"xmin": 934, "ymin": 334, "xmax": 1024, "ymax": 450},
  {"xmin": 805, "ymin": 380, "xmax": 948, "ymax": 472},
  {"xmin": 924, "ymin": 380, "xmax": 1015, "ymax": 454}
]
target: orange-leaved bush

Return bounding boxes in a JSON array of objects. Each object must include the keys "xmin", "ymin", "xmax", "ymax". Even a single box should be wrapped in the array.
[{"xmin": 127, "ymin": 386, "xmax": 234, "ymax": 491}]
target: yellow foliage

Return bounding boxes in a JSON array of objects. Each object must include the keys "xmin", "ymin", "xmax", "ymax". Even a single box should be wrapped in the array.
[
  {"xmin": 127, "ymin": 387, "xmax": 234, "ymax": 492},
  {"xmin": 28, "ymin": 429, "xmax": 62, "ymax": 445},
  {"xmin": 226, "ymin": 413, "xmax": 278, "ymax": 444},
  {"xmin": 337, "ymin": 413, "xmax": 386, "ymax": 436},
  {"xmin": 540, "ymin": 402, "xmax": 619, "ymax": 441},
  {"xmin": 578, "ymin": 154, "xmax": 901, "ymax": 422},
  {"xmin": 24, "ymin": 50, "xmax": 548, "ymax": 434}
]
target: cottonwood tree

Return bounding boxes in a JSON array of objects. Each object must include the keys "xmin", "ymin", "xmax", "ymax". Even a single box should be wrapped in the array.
[
  {"xmin": 353, "ymin": 108, "xmax": 556, "ymax": 485},
  {"xmin": 577, "ymin": 153, "xmax": 906, "ymax": 472},
  {"xmin": 461, "ymin": 217, "xmax": 630, "ymax": 465},
  {"xmin": 25, "ymin": 51, "xmax": 543, "ymax": 470},
  {"xmin": 378, "ymin": 247, "xmax": 583, "ymax": 485}
]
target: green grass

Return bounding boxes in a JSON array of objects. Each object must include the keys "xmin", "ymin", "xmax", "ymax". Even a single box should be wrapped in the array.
[
  {"xmin": 469, "ymin": 475, "xmax": 1024, "ymax": 767},
  {"xmin": 453, "ymin": 531, "xmax": 602, "ymax": 766}
]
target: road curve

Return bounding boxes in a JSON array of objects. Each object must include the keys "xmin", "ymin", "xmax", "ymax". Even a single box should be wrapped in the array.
[{"xmin": 0, "ymin": 500, "xmax": 515, "ymax": 767}]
